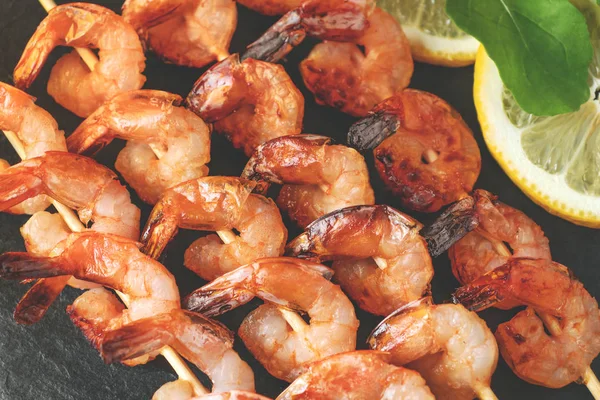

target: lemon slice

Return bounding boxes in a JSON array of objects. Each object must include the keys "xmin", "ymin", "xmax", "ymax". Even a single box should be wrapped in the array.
[
  {"xmin": 474, "ymin": 37, "xmax": 600, "ymax": 227},
  {"xmin": 377, "ymin": 0, "xmax": 479, "ymax": 67}
]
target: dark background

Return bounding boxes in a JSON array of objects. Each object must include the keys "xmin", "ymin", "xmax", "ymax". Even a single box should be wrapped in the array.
[{"xmin": 0, "ymin": 1, "xmax": 598, "ymax": 399}]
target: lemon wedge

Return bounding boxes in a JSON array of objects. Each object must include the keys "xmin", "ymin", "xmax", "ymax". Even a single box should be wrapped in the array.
[
  {"xmin": 474, "ymin": 41, "xmax": 600, "ymax": 227},
  {"xmin": 377, "ymin": 0, "xmax": 479, "ymax": 67}
]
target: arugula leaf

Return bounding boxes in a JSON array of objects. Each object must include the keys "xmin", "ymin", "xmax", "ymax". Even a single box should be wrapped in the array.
[{"xmin": 446, "ymin": 0, "xmax": 593, "ymax": 116}]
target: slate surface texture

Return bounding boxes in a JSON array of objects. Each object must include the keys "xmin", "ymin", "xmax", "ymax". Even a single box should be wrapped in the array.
[{"xmin": 0, "ymin": 1, "xmax": 598, "ymax": 399}]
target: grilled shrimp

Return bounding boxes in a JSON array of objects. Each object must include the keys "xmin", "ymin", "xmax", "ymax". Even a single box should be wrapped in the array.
[
  {"xmin": 0, "ymin": 152, "xmax": 140, "ymax": 239},
  {"xmin": 369, "ymin": 297, "xmax": 498, "ymax": 400},
  {"xmin": 0, "ymin": 82, "xmax": 67, "ymax": 213},
  {"xmin": 278, "ymin": 351, "xmax": 435, "ymax": 400},
  {"xmin": 13, "ymin": 3, "xmax": 146, "ymax": 117},
  {"xmin": 300, "ymin": 8, "xmax": 413, "ymax": 117},
  {"xmin": 67, "ymin": 90, "xmax": 211, "ymax": 204},
  {"xmin": 8, "ymin": 149, "xmax": 141, "ymax": 325},
  {"xmin": 448, "ymin": 191, "xmax": 551, "ymax": 305},
  {"xmin": 286, "ymin": 205, "xmax": 433, "ymax": 316},
  {"xmin": 348, "ymin": 89, "xmax": 481, "ymax": 213},
  {"xmin": 140, "ymin": 177, "xmax": 286, "ymax": 268},
  {"xmin": 454, "ymin": 258, "xmax": 600, "ymax": 388},
  {"xmin": 183, "ymin": 257, "xmax": 359, "ymax": 382},
  {"xmin": 123, "ymin": 0, "xmax": 236, "ymax": 67},
  {"xmin": 242, "ymin": 135, "xmax": 374, "ymax": 228},
  {"xmin": 243, "ymin": 0, "xmax": 375, "ymax": 63},
  {"xmin": 185, "ymin": 54, "xmax": 304, "ymax": 156},
  {"xmin": 237, "ymin": 0, "xmax": 303, "ymax": 16},
  {"xmin": 184, "ymin": 194, "xmax": 287, "ymax": 281},
  {"xmin": 97, "ymin": 307, "xmax": 255, "ymax": 392},
  {"xmin": 154, "ymin": 379, "xmax": 268, "ymax": 400},
  {"xmin": 0, "ymin": 232, "xmax": 179, "ymax": 324}
]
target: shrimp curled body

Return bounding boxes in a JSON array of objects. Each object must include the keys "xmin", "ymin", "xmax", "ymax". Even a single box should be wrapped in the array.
[
  {"xmin": 68, "ymin": 90, "xmax": 211, "ymax": 204},
  {"xmin": 348, "ymin": 89, "xmax": 481, "ymax": 213},
  {"xmin": 184, "ymin": 257, "xmax": 359, "ymax": 382},
  {"xmin": 186, "ymin": 54, "xmax": 304, "ymax": 156},
  {"xmin": 242, "ymin": 135, "xmax": 375, "ymax": 228},
  {"xmin": 369, "ymin": 297, "xmax": 498, "ymax": 400},
  {"xmin": 0, "ymin": 82, "xmax": 67, "ymax": 214},
  {"xmin": 300, "ymin": 8, "xmax": 413, "ymax": 117},
  {"xmin": 454, "ymin": 258, "xmax": 600, "ymax": 389},
  {"xmin": 14, "ymin": 3, "xmax": 146, "ymax": 117},
  {"xmin": 286, "ymin": 205, "xmax": 433, "ymax": 316}
]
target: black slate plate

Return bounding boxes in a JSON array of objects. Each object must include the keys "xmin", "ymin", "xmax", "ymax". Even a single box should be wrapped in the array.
[{"xmin": 0, "ymin": 1, "xmax": 598, "ymax": 399}]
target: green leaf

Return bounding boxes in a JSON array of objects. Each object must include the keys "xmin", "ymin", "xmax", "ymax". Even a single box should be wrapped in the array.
[{"xmin": 446, "ymin": 0, "xmax": 593, "ymax": 116}]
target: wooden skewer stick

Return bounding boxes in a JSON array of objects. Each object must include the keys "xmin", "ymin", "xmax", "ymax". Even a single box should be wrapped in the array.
[
  {"xmin": 2, "ymin": 1, "xmax": 208, "ymax": 395},
  {"xmin": 476, "ymin": 228, "xmax": 600, "ymax": 400},
  {"xmin": 423, "ymin": 149, "xmax": 439, "ymax": 163},
  {"xmin": 216, "ymin": 229, "xmax": 309, "ymax": 332},
  {"xmin": 473, "ymin": 382, "xmax": 499, "ymax": 400}
]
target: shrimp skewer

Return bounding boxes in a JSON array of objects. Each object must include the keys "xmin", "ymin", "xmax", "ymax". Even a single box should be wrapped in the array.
[
  {"xmin": 286, "ymin": 205, "xmax": 433, "ymax": 316},
  {"xmin": 3, "ymin": 21, "xmax": 205, "ymax": 387},
  {"xmin": 241, "ymin": 135, "xmax": 375, "ymax": 228},
  {"xmin": 15, "ymin": 2, "xmax": 146, "ymax": 117},
  {"xmin": 368, "ymin": 297, "xmax": 499, "ymax": 400},
  {"xmin": 153, "ymin": 379, "xmax": 271, "ymax": 400},
  {"xmin": 183, "ymin": 257, "xmax": 359, "ymax": 382},
  {"xmin": 454, "ymin": 257, "xmax": 600, "ymax": 396}
]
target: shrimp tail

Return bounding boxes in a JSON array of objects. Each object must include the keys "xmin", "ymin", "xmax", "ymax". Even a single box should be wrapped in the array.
[
  {"xmin": 242, "ymin": 10, "xmax": 306, "ymax": 63},
  {"xmin": 101, "ymin": 310, "xmax": 233, "ymax": 363},
  {"xmin": 140, "ymin": 204, "xmax": 179, "ymax": 259},
  {"xmin": 0, "ymin": 171, "xmax": 44, "ymax": 212},
  {"xmin": 183, "ymin": 286, "xmax": 256, "ymax": 317},
  {"xmin": 14, "ymin": 276, "xmax": 70, "ymax": 325},
  {"xmin": 347, "ymin": 110, "xmax": 399, "ymax": 151},
  {"xmin": 101, "ymin": 313, "xmax": 176, "ymax": 364},
  {"xmin": 452, "ymin": 264, "xmax": 512, "ymax": 311},
  {"xmin": 67, "ymin": 123, "xmax": 112, "ymax": 156},
  {"xmin": 420, "ymin": 195, "xmax": 479, "ymax": 257},
  {"xmin": 0, "ymin": 252, "xmax": 68, "ymax": 280}
]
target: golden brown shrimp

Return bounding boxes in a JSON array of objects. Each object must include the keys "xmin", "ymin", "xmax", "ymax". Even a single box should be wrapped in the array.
[
  {"xmin": 300, "ymin": 8, "xmax": 413, "ymax": 117},
  {"xmin": 123, "ymin": 0, "xmax": 236, "ymax": 67},
  {"xmin": 14, "ymin": 3, "xmax": 146, "ymax": 117},
  {"xmin": 243, "ymin": 0, "xmax": 375, "ymax": 63},
  {"xmin": 184, "ymin": 194, "xmax": 287, "ymax": 281},
  {"xmin": 185, "ymin": 54, "xmax": 304, "ymax": 156},
  {"xmin": 67, "ymin": 90, "xmax": 211, "ymax": 204},
  {"xmin": 286, "ymin": 205, "xmax": 432, "ymax": 316},
  {"xmin": 0, "ymin": 231, "xmax": 179, "ymax": 323},
  {"xmin": 278, "ymin": 351, "xmax": 434, "ymax": 400},
  {"xmin": 348, "ymin": 89, "xmax": 481, "ymax": 213},
  {"xmin": 183, "ymin": 257, "xmax": 359, "ymax": 382},
  {"xmin": 0, "ymin": 82, "xmax": 67, "ymax": 214},
  {"xmin": 0, "ymin": 151, "xmax": 140, "ymax": 239},
  {"xmin": 242, "ymin": 135, "xmax": 375, "ymax": 228},
  {"xmin": 448, "ymin": 191, "xmax": 551, "ymax": 299},
  {"xmin": 237, "ymin": 0, "xmax": 303, "ymax": 16},
  {"xmin": 140, "ymin": 176, "xmax": 263, "ymax": 259},
  {"xmin": 92, "ymin": 305, "xmax": 255, "ymax": 392},
  {"xmin": 369, "ymin": 297, "xmax": 498, "ymax": 400},
  {"xmin": 453, "ymin": 258, "xmax": 600, "ymax": 389}
]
